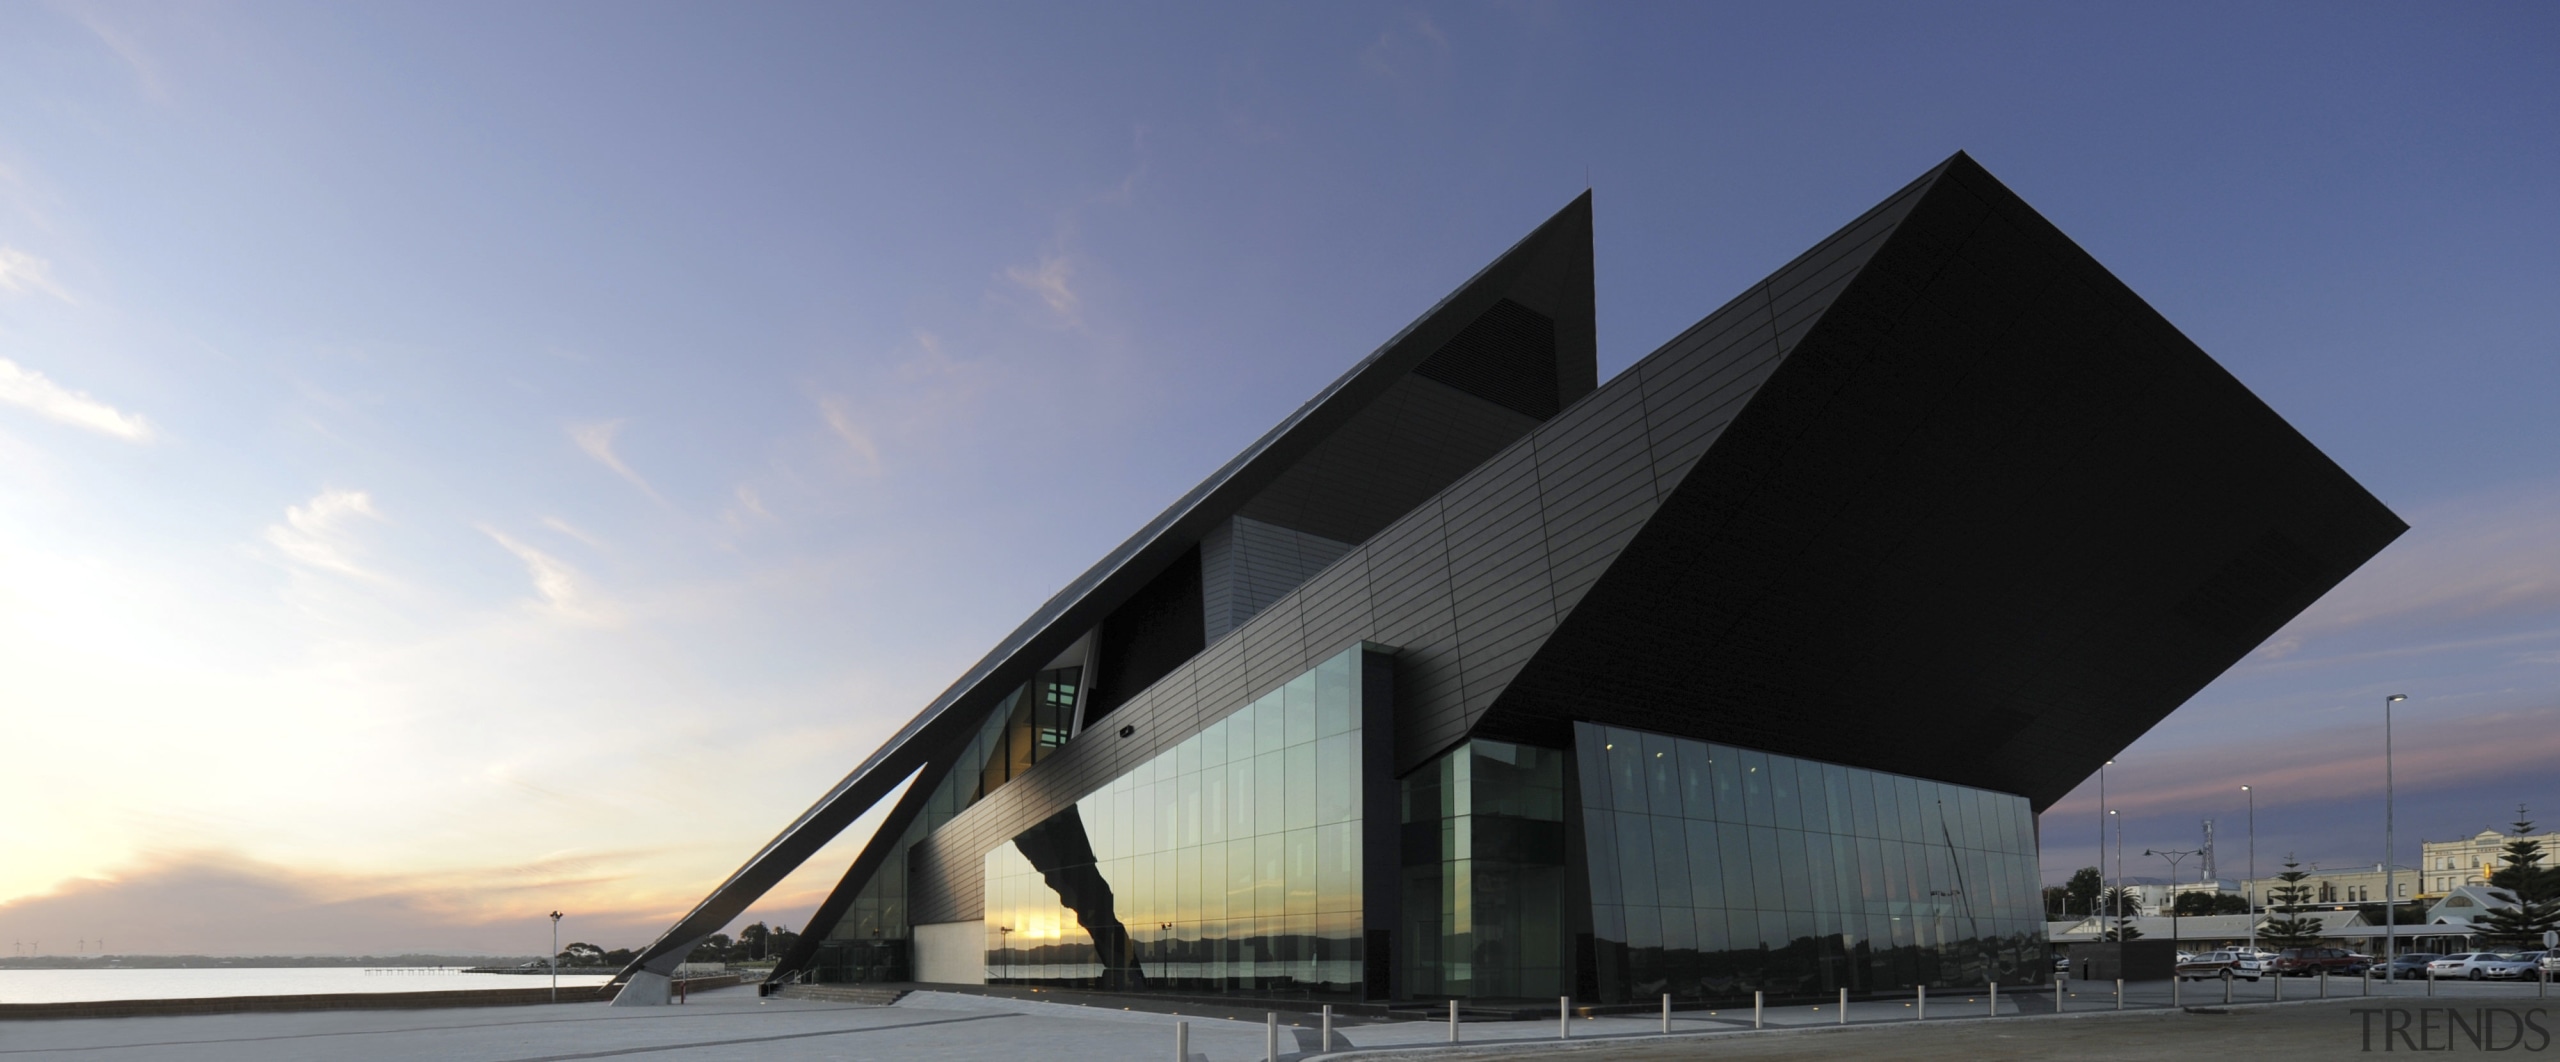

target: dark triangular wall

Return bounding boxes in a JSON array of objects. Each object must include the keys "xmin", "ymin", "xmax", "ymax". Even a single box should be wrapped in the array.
[{"xmin": 1479, "ymin": 154, "xmax": 2404, "ymax": 809}]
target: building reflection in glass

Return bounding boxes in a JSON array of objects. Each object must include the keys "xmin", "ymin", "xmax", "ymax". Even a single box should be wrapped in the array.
[
  {"xmin": 984, "ymin": 645, "xmax": 1368, "ymax": 997},
  {"xmin": 1572, "ymin": 722, "xmax": 2045, "ymax": 1002}
]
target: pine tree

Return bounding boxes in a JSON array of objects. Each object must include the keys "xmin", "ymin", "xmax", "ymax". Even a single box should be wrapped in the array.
[
  {"xmin": 2261, "ymin": 856, "xmax": 2326, "ymax": 948},
  {"xmin": 2474, "ymin": 807, "xmax": 2560, "ymax": 949}
]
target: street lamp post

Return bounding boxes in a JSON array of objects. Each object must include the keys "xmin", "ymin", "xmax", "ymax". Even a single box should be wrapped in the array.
[
  {"xmin": 2110, "ymin": 809, "xmax": 2124, "ymax": 939},
  {"xmin": 2384, "ymin": 694, "xmax": 2407, "ymax": 981},
  {"xmin": 2099, "ymin": 760, "xmax": 2114, "ymax": 926},
  {"xmin": 549, "ymin": 911, "xmax": 563, "ymax": 1003},
  {"xmin": 2146, "ymin": 849, "xmax": 2204, "ymax": 950},
  {"xmin": 2241, "ymin": 785, "xmax": 2256, "ymax": 955}
]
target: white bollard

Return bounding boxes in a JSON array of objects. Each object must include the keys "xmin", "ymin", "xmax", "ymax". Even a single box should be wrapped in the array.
[
  {"xmin": 1560, "ymin": 996, "xmax": 1571, "ymax": 1039},
  {"xmin": 1917, "ymin": 984, "xmax": 1926, "ymax": 1020},
  {"xmin": 1662, "ymin": 992, "xmax": 1671, "ymax": 1034},
  {"xmin": 1989, "ymin": 980, "xmax": 1997, "ymax": 1017},
  {"xmin": 1321, "ymin": 1005, "xmax": 1333, "ymax": 1052},
  {"xmin": 1753, "ymin": 990, "xmax": 1764, "ymax": 1029},
  {"xmin": 2115, "ymin": 978, "xmax": 2124, "ymax": 1011},
  {"xmin": 1264, "ymin": 1013, "xmax": 1277, "ymax": 1062},
  {"xmin": 1449, "ymin": 1000, "xmax": 1460, "ymax": 1043},
  {"xmin": 1174, "ymin": 1020, "xmax": 1188, "ymax": 1062},
  {"xmin": 1839, "ymin": 986, "xmax": 1848, "ymax": 1024}
]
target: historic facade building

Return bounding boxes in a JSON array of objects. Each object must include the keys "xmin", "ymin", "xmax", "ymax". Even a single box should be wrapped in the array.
[{"xmin": 611, "ymin": 154, "xmax": 2403, "ymax": 1007}]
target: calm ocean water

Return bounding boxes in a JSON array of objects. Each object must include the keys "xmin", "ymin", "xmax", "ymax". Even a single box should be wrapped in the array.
[{"xmin": 0, "ymin": 968, "xmax": 617, "ymax": 1004}]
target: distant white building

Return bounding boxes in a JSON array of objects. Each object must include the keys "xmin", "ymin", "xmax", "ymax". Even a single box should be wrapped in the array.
[
  {"xmin": 2419, "ymin": 884, "xmax": 2520, "ymax": 933},
  {"xmin": 2419, "ymin": 829, "xmax": 2560, "ymax": 896},
  {"xmin": 2237, "ymin": 863, "xmax": 2416, "ymax": 910}
]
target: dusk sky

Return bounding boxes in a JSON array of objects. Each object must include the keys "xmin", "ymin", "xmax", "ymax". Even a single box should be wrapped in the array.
[{"xmin": 1, "ymin": 3, "xmax": 2553, "ymax": 956}]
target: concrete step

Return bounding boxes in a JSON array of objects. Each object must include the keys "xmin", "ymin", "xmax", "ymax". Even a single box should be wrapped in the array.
[{"xmin": 774, "ymin": 984, "xmax": 909, "ymax": 1006}]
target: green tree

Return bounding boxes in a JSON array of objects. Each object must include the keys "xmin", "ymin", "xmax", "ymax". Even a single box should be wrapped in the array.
[
  {"xmin": 2475, "ymin": 808, "xmax": 2560, "ymax": 949},
  {"xmin": 2098, "ymin": 886, "xmax": 2145, "ymax": 940},
  {"xmin": 2065, "ymin": 867, "xmax": 2103, "ymax": 918},
  {"xmin": 686, "ymin": 933, "xmax": 735, "ymax": 964},
  {"xmin": 2261, "ymin": 856, "xmax": 2326, "ymax": 948}
]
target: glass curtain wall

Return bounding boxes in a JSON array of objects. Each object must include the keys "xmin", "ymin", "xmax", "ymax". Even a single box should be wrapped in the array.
[
  {"xmin": 1574, "ymin": 722, "xmax": 2044, "ymax": 1002},
  {"xmin": 812, "ymin": 667, "xmax": 1081, "ymax": 982},
  {"xmin": 1399, "ymin": 740, "xmax": 1571, "ymax": 1000},
  {"xmin": 985, "ymin": 646, "xmax": 1367, "ymax": 997}
]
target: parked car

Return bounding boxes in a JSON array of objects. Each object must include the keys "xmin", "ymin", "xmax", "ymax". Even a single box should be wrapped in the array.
[
  {"xmin": 2366, "ymin": 954, "xmax": 2443, "ymax": 980},
  {"xmin": 2510, "ymin": 952, "xmax": 2548, "ymax": 980},
  {"xmin": 2273, "ymin": 946, "xmax": 2367, "ymax": 977},
  {"xmin": 2483, "ymin": 953, "xmax": 2543, "ymax": 981},
  {"xmin": 2540, "ymin": 951, "xmax": 2560, "ymax": 976},
  {"xmin": 2427, "ymin": 953, "xmax": 2539, "ymax": 980},
  {"xmin": 2175, "ymin": 950, "xmax": 2267, "ymax": 981}
]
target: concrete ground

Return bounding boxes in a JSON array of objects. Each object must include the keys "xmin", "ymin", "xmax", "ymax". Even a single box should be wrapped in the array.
[{"xmin": 0, "ymin": 978, "xmax": 2549, "ymax": 1061}]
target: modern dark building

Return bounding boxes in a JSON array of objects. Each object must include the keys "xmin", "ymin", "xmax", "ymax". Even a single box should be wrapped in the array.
[{"xmin": 611, "ymin": 153, "xmax": 2403, "ymax": 1009}]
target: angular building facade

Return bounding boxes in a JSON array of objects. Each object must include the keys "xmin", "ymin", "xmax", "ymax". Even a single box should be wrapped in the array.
[{"xmin": 612, "ymin": 154, "xmax": 2404, "ymax": 1007}]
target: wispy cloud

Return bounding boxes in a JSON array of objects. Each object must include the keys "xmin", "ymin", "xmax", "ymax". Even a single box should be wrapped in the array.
[
  {"xmin": 568, "ymin": 420, "xmax": 665, "ymax": 503},
  {"xmin": 0, "ymin": 358, "xmax": 151, "ymax": 441},
  {"xmin": 540, "ymin": 516, "xmax": 605, "ymax": 549},
  {"xmin": 482, "ymin": 527, "xmax": 613, "ymax": 624},
  {"xmin": 1002, "ymin": 254, "xmax": 1082, "ymax": 326},
  {"xmin": 1360, "ymin": 11, "xmax": 1452, "ymax": 81},
  {"xmin": 263, "ymin": 489, "xmax": 386, "ymax": 581},
  {"xmin": 0, "ymin": 247, "xmax": 76, "ymax": 303},
  {"xmin": 816, "ymin": 396, "xmax": 883, "ymax": 475},
  {"xmin": 2247, "ymin": 480, "xmax": 2560, "ymax": 665},
  {"xmin": 63, "ymin": 5, "xmax": 169, "ymax": 102}
]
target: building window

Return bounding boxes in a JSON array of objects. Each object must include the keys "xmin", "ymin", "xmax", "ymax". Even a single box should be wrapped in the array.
[
  {"xmin": 977, "ymin": 666, "xmax": 1082, "ymax": 800},
  {"xmin": 983, "ymin": 645, "xmax": 1372, "ymax": 997},
  {"xmin": 1571, "ymin": 722, "xmax": 2043, "ymax": 1000}
]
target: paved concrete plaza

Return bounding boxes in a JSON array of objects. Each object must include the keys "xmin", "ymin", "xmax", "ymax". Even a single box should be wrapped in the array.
[{"xmin": 1, "ymin": 979, "xmax": 2551, "ymax": 1061}]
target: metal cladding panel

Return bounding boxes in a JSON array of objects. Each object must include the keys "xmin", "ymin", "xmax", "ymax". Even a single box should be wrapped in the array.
[
  {"xmin": 1482, "ymin": 153, "xmax": 2405, "ymax": 809},
  {"xmin": 1239, "ymin": 595, "xmax": 1310, "ymax": 695},
  {"xmin": 1296, "ymin": 548, "xmax": 1376, "ymax": 662}
]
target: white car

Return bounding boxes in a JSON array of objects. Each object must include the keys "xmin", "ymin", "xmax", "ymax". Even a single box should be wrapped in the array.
[
  {"xmin": 2175, "ymin": 950, "xmax": 2268, "ymax": 981},
  {"xmin": 2426, "ymin": 953, "xmax": 2538, "ymax": 980}
]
